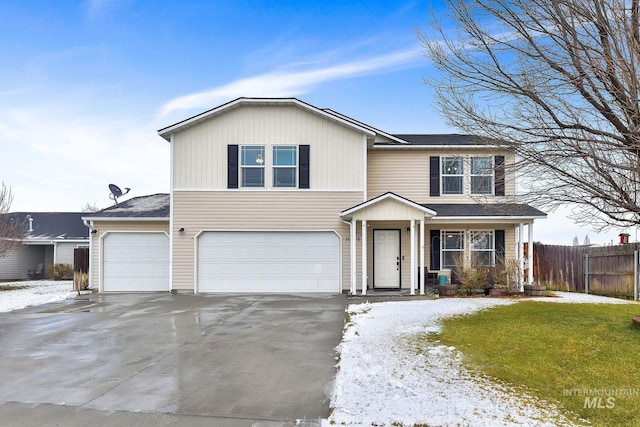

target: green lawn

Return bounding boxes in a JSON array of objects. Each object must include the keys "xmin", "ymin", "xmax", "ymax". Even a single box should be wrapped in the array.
[{"xmin": 431, "ymin": 301, "xmax": 640, "ymax": 427}]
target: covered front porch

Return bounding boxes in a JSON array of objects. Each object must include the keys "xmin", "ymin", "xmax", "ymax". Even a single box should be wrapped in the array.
[{"xmin": 340, "ymin": 193, "xmax": 539, "ymax": 295}]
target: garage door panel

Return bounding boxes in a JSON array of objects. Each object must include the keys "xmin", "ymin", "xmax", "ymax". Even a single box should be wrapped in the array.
[
  {"xmin": 198, "ymin": 231, "xmax": 339, "ymax": 293},
  {"xmin": 103, "ymin": 233, "xmax": 169, "ymax": 292}
]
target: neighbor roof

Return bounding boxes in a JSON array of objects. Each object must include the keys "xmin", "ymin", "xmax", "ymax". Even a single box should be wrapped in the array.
[
  {"xmin": 83, "ymin": 194, "xmax": 170, "ymax": 219},
  {"xmin": 4, "ymin": 212, "xmax": 88, "ymax": 241}
]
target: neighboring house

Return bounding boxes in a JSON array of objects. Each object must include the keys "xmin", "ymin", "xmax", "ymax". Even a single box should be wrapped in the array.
[
  {"xmin": 0, "ymin": 212, "xmax": 89, "ymax": 281},
  {"xmin": 84, "ymin": 98, "xmax": 545, "ymax": 294}
]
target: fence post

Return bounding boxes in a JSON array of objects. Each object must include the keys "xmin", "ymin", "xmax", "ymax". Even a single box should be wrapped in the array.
[
  {"xmin": 584, "ymin": 253, "xmax": 589, "ymax": 294},
  {"xmin": 635, "ymin": 250, "xmax": 639, "ymax": 301}
]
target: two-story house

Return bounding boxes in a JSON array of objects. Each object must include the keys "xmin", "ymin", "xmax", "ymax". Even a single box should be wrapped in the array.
[{"xmin": 83, "ymin": 98, "xmax": 545, "ymax": 294}]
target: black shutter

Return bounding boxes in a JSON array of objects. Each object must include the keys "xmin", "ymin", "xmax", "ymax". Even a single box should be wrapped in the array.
[
  {"xmin": 495, "ymin": 230, "xmax": 505, "ymax": 264},
  {"xmin": 430, "ymin": 230, "xmax": 441, "ymax": 270},
  {"xmin": 227, "ymin": 145, "xmax": 238, "ymax": 189},
  {"xmin": 495, "ymin": 155, "xmax": 505, "ymax": 196},
  {"xmin": 299, "ymin": 145, "xmax": 310, "ymax": 189},
  {"xmin": 430, "ymin": 156, "xmax": 440, "ymax": 196}
]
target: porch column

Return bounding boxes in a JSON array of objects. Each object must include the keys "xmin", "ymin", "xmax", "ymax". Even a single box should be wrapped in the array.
[
  {"xmin": 420, "ymin": 218, "xmax": 425, "ymax": 295},
  {"xmin": 350, "ymin": 220, "xmax": 357, "ymax": 295},
  {"xmin": 519, "ymin": 223, "xmax": 525, "ymax": 291},
  {"xmin": 410, "ymin": 219, "xmax": 416, "ymax": 295},
  {"xmin": 361, "ymin": 220, "xmax": 367, "ymax": 295},
  {"xmin": 528, "ymin": 222, "xmax": 534, "ymax": 285}
]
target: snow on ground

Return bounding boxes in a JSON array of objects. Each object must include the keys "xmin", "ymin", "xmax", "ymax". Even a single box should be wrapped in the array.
[
  {"xmin": 531, "ymin": 291, "xmax": 636, "ymax": 304},
  {"xmin": 0, "ymin": 280, "xmax": 76, "ymax": 313},
  {"xmin": 328, "ymin": 292, "xmax": 635, "ymax": 427}
]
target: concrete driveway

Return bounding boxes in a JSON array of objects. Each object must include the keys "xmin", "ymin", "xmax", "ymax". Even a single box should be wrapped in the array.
[{"xmin": 0, "ymin": 293, "xmax": 346, "ymax": 426}]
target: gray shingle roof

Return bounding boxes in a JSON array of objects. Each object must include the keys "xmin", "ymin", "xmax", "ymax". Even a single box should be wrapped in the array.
[
  {"xmin": 423, "ymin": 203, "xmax": 546, "ymax": 218},
  {"xmin": 4, "ymin": 212, "xmax": 88, "ymax": 240},
  {"xmin": 390, "ymin": 134, "xmax": 500, "ymax": 146},
  {"xmin": 85, "ymin": 194, "xmax": 170, "ymax": 218}
]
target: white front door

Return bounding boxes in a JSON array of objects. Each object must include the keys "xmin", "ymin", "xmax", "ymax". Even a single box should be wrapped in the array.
[{"xmin": 373, "ymin": 229, "xmax": 400, "ymax": 289}]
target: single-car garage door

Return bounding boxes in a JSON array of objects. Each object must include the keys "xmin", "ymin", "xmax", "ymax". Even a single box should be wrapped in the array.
[
  {"xmin": 198, "ymin": 231, "xmax": 340, "ymax": 293},
  {"xmin": 103, "ymin": 232, "xmax": 169, "ymax": 292}
]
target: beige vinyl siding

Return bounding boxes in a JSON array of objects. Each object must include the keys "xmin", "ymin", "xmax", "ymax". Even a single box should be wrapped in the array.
[
  {"xmin": 89, "ymin": 221, "xmax": 170, "ymax": 290},
  {"xmin": 0, "ymin": 246, "xmax": 43, "ymax": 281},
  {"xmin": 172, "ymin": 104, "xmax": 365, "ymax": 190},
  {"xmin": 367, "ymin": 149, "xmax": 516, "ymax": 203},
  {"xmin": 351, "ymin": 198, "xmax": 427, "ymax": 221},
  {"xmin": 172, "ymin": 190, "xmax": 364, "ymax": 291}
]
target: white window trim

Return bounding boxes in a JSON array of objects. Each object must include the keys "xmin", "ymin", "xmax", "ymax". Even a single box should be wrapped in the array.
[
  {"xmin": 470, "ymin": 156, "xmax": 495, "ymax": 196},
  {"xmin": 240, "ymin": 145, "xmax": 266, "ymax": 188},
  {"xmin": 441, "ymin": 156, "xmax": 464, "ymax": 196},
  {"xmin": 441, "ymin": 229, "xmax": 465, "ymax": 270},
  {"xmin": 469, "ymin": 229, "xmax": 496, "ymax": 267},
  {"xmin": 272, "ymin": 145, "xmax": 298, "ymax": 188}
]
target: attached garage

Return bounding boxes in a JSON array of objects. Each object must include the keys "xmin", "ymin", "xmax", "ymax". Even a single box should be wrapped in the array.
[
  {"xmin": 197, "ymin": 231, "xmax": 340, "ymax": 293},
  {"xmin": 102, "ymin": 232, "xmax": 169, "ymax": 292}
]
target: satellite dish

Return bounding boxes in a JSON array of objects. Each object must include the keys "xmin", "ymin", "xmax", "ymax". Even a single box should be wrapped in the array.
[{"xmin": 108, "ymin": 183, "xmax": 131, "ymax": 204}]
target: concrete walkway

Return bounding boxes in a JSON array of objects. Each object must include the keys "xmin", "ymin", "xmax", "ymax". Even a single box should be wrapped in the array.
[{"xmin": 0, "ymin": 293, "xmax": 347, "ymax": 426}]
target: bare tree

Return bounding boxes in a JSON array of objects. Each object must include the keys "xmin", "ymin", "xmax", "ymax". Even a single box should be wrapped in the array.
[
  {"xmin": 0, "ymin": 182, "xmax": 25, "ymax": 258},
  {"xmin": 421, "ymin": 0, "xmax": 640, "ymax": 230}
]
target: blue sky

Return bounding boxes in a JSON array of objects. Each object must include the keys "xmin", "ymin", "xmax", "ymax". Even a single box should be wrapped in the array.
[{"xmin": 0, "ymin": 0, "xmax": 628, "ymax": 244}]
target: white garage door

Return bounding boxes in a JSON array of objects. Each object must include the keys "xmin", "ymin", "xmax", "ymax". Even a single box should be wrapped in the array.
[
  {"xmin": 103, "ymin": 232, "xmax": 169, "ymax": 292},
  {"xmin": 198, "ymin": 231, "xmax": 340, "ymax": 293}
]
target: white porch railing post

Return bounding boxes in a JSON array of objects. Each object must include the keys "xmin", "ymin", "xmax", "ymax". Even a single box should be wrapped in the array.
[
  {"xmin": 420, "ymin": 219, "xmax": 425, "ymax": 295},
  {"xmin": 410, "ymin": 219, "xmax": 416, "ymax": 295},
  {"xmin": 528, "ymin": 222, "xmax": 534, "ymax": 285},
  {"xmin": 361, "ymin": 220, "xmax": 367, "ymax": 295},
  {"xmin": 350, "ymin": 220, "xmax": 356, "ymax": 295}
]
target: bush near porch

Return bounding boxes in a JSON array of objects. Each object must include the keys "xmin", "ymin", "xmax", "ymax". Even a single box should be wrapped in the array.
[{"xmin": 433, "ymin": 301, "xmax": 640, "ymax": 427}]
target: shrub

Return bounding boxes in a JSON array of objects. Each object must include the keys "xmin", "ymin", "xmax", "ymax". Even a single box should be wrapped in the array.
[
  {"xmin": 452, "ymin": 253, "xmax": 489, "ymax": 294},
  {"xmin": 493, "ymin": 258, "xmax": 521, "ymax": 295},
  {"xmin": 45, "ymin": 263, "xmax": 73, "ymax": 280}
]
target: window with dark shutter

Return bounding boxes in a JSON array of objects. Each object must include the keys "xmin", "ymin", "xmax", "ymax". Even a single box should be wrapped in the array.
[
  {"xmin": 429, "ymin": 156, "xmax": 440, "ymax": 196},
  {"xmin": 299, "ymin": 145, "xmax": 310, "ymax": 189},
  {"xmin": 430, "ymin": 229, "xmax": 441, "ymax": 270},
  {"xmin": 495, "ymin": 155, "xmax": 505, "ymax": 196},
  {"xmin": 227, "ymin": 145, "xmax": 238, "ymax": 189}
]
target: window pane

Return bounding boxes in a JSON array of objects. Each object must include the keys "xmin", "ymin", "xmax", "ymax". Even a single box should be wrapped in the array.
[
  {"xmin": 241, "ymin": 146, "xmax": 265, "ymax": 166},
  {"xmin": 274, "ymin": 168, "xmax": 296, "ymax": 187},
  {"xmin": 443, "ymin": 176, "xmax": 463, "ymax": 194},
  {"xmin": 471, "ymin": 231, "xmax": 493, "ymax": 250},
  {"xmin": 442, "ymin": 158, "xmax": 463, "ymax": 175},
  {"xmin": 443, "ymin": 250, "xmax": 463, "ymax": 269},
  {"xmin": 443, "ymin": 232, "xmax": 463, "ymax": 249},
  {"xmin": 471, "ymin": 176, "xmax": 493, "ymax": 194},
  {"xmin": 242, "ymin": 168, "xmax": 264, "ymax": 187},
  {"xmin": 471, "ymin": 157, "xmax": 492, "ymax": 174},
  {"xmin": 273, "ymin": 146, "xmax": 296, "ymax": 166},
  {"xmin": 471, "ymin": 251, "xmax": 492, "ymax": 267}
]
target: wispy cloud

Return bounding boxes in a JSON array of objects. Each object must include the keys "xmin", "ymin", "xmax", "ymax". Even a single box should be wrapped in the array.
[
  {"xmin": 159, "ymin": 48, "xmax": 422, "ymax": 117},
  {"xmin": 86, "ymin": 0, "xmax": 130, "ymax": 18}
]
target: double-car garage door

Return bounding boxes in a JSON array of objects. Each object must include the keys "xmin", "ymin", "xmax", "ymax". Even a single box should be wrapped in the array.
[{"xmin": 198, "ymin": 231, "xmax": 340, "ymax": 293}]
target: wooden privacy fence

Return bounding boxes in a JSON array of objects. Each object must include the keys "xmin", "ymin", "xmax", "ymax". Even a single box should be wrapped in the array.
[
  {"xmin": 73, "ymin": 247, "xmax": 89, "ymax": 291},
  {"xmin": 534, "ymin": 243, "xmax": 640, "ymax": 299}
]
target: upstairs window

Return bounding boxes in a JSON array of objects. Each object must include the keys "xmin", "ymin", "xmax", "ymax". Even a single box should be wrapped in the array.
[
  {"xmin": 273, "ymin": 145, "xmax": 297, "ymax": 188},
  {"xmin": 442, "ymin": 157, "xmax": 463, "ymax": 195},
  {"xmin": 241, "ymin": 146, "xmax": 265, "ymax": 187},
  {"xmin": 471, "ymin": 156, "xmax": 494, "ymax": 195}
]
